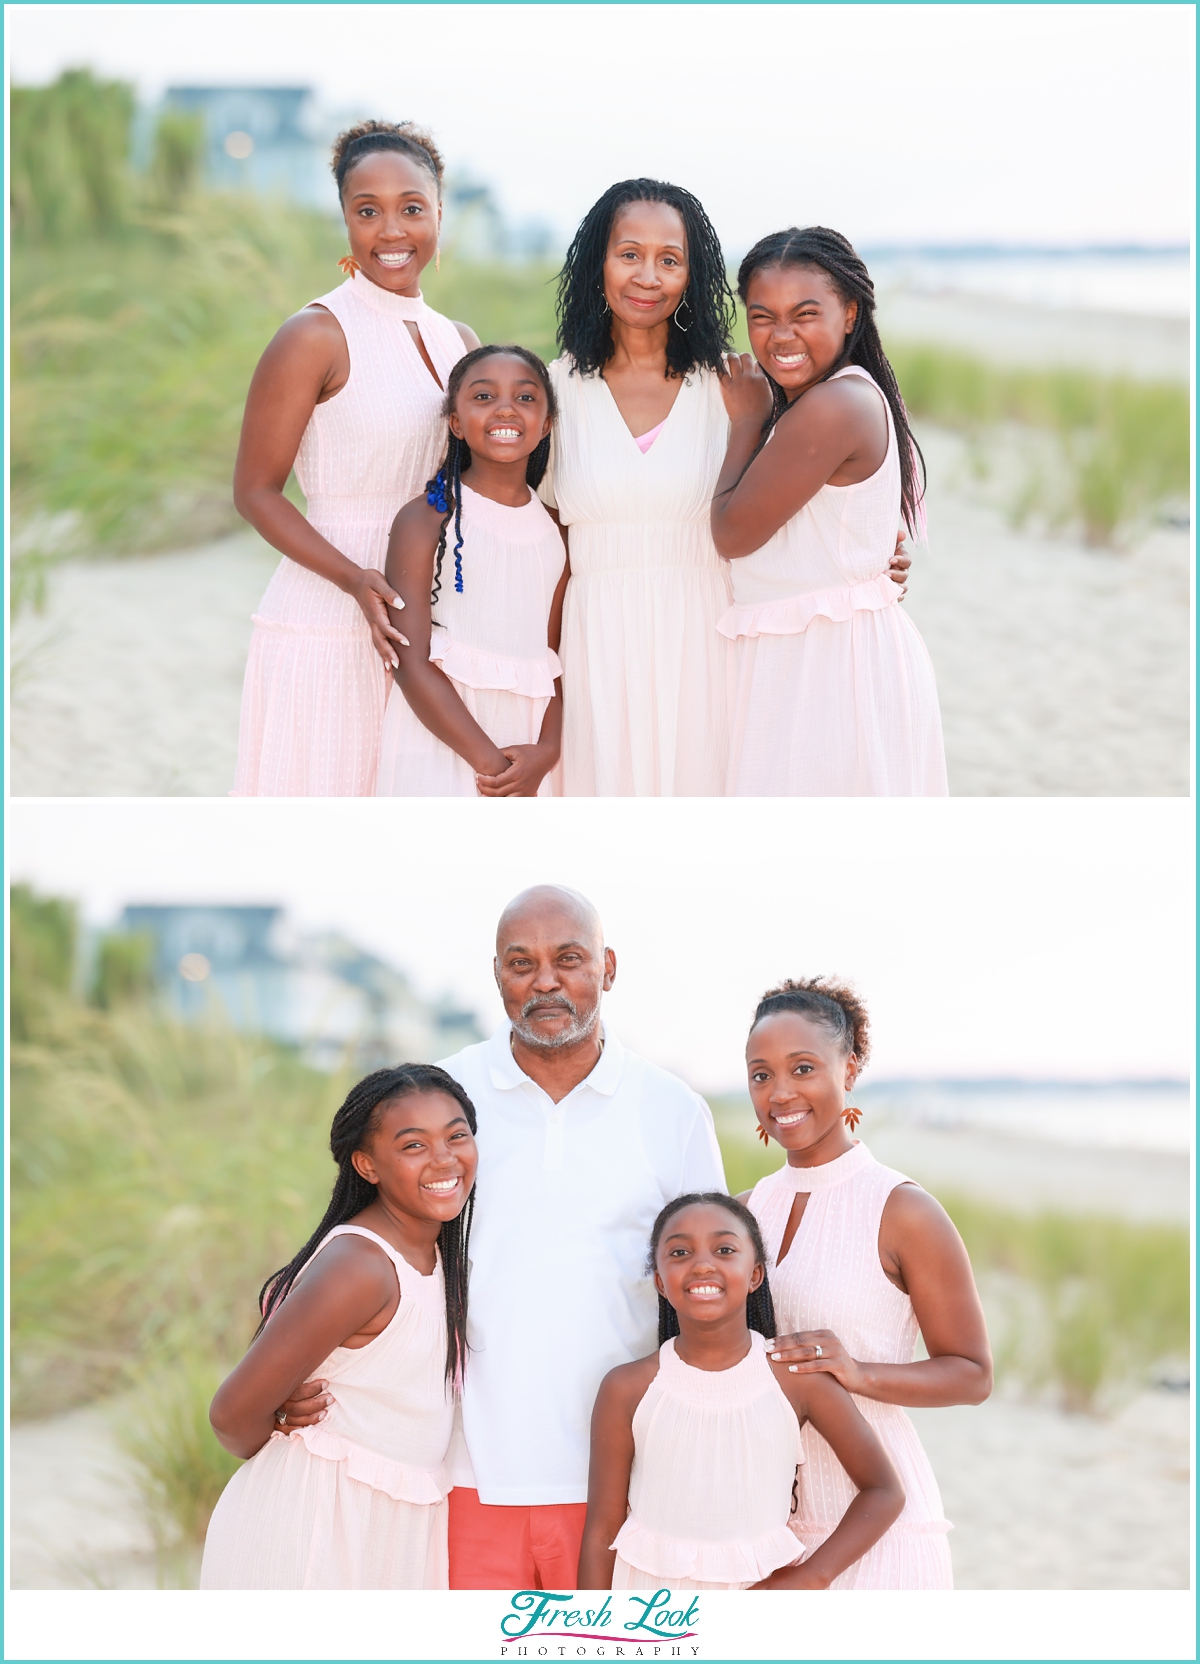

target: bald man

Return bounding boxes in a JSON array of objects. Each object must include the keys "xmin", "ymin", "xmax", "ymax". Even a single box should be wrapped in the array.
[{"xmin": 437, "ymin": 885, "xmax": 726, "ymax": 1589}]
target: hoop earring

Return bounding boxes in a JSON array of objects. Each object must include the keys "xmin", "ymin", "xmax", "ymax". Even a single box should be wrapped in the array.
[
  {"xmin": 842, "ymin": 1106, "xmax": 862, "ymax": 1132},
  {"xmin": 756, "ymin": 1122, "xmax": 770, "ymax": 1146},
  {"xmin": 672, "ymin": 296, "xmax": 692, "ymax": 331},
  {"xmin": 337, "ymin": 255, "xmax": 360, "ymax": 277}
]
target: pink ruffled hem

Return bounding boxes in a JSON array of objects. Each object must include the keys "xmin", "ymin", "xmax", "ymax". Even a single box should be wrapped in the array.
[
  {"xmin": 611, "ymin": 1518, "xmax": 802, "ymax": 1585},
  {"xmin": 429, "ymin": 635, "xmax": 562, "ymax": 697},
  {"xmin": 716, "ymin": 571, "xmax": 900, "ymax": 640},
  {"xmin": 792, "ymin": 1516, "xmax": 952, "ymax": 1538},
  {"xmin": 278, "ymin": 1425, "xmax": 452, "ymax": 1505}
]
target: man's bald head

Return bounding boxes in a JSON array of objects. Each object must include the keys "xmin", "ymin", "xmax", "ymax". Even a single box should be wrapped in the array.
[
  {"xmin": 495, "ymin": 885, "xmax": 604, "ymax": 957},
  {"xmin": 493, "ymin": 886, "xmax": 615, "ymax": 1055}
]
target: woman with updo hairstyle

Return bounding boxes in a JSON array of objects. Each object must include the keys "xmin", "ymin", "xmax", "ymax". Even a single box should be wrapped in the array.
[
  {"xmin": 711, "ymin": 228, "xmax": 946, "ymax": 796},
  {"xmin": 740, "ymin": 977, "xmax": 992, "ymax": 1588},
  {"xmin": 231, "ymin": 120, "xmax": 480, "ymax": 796}
]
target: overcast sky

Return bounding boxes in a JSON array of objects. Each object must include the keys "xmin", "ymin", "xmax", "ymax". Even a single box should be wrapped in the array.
[
  {"xmin": 8, "ymin": 799, "xmax": 1192, "ymax": 1090},
  {"xmin": 7, "ymin": 3, "xmax": 1194, "ymax": 248}
]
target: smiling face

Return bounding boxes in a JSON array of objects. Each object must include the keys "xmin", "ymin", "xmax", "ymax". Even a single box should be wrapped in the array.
[
  {"xmin": 747, "ymin": 1010, "xmax": 859, "ymax": 1160},
  {"xmin": 449, "ymin": 354, "xmax": 552, "ymax": 466},
  {"xmin": 654, "ymin": 1202, "xmax": 763, "ymax": 1329},
  {"xmin": 602, "ymin": 199, "xmax": 690, "ymax": 332},
  {"xmin": 350, "ymin": 1090, "xmax": 477, "ymax": 1223},
  {"xmin": 743, "ymin": 262, "xmax": 858, "ymax": 400},
  {"xmin": 341, "ymin": 150, "xmax": 441, "ymax": 295},
  {"xmin": 494, "ymin": 886, "xmax": 615, "ymax": 1053}
]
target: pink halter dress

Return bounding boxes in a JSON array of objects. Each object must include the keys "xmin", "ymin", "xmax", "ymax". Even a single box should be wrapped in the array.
[
  {"xmin": 232, "ymin": 275, "xmax": 466, "ymax": 796},
  {"xmin": 747, "ymin": 1141, "xmax": 954, "ymax": 1588},
  {"xmin": 200, "ymin": 1226, "xmax": 454, "ymax": 1588}
]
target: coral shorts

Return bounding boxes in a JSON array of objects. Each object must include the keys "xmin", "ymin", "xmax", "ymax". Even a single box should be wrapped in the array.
[{"xmin": 447, "ymin": 1487, "xmax": 587, "ymax": 1590}]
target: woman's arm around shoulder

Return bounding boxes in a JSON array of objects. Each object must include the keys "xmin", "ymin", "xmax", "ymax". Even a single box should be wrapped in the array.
[
  {"xmin": 577, "ymin": 1354, "xmax": 659, "ymax": 1590},
  {"xmin": 754, "ymin": 1368, "xmax": 904, "ymax": 1590},
  {"xmin": 208, "ymin": 1235, "xmax": 398, "ymax": 1461}
]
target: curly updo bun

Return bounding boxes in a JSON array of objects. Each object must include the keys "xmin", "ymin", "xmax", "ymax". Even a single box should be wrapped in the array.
[
  {"xmin": 751, "ymin": 976, "xmax": 871, "ymax": 1068},
  {"xmin": 332, "ymin": 120, "xmax": 444, "ymax": 200}
]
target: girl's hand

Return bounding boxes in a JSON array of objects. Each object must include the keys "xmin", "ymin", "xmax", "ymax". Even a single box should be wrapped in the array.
[
  {"xmin": 475, "ymin": 743, "xmax": 554, "ymax": 798},
  {"xmin": 750, "ymin": 1560, "xmax": 830, "ymax": 1591},
  {"xmin": 767, "ymin": 1329, "xmax": 866, "ymax": 1395},
  {"xmin": 888, "ymin": 530, "xmax": 910, "ymax": 592},
  {"xmin": 348, "ymin": 567, "xmax": 410, "ymax": 667},
  {"xmin": 718, "ymin": 352, "xmax": 774, "ymax": 426},
  {"xmin": 273, "ymin": 1378, "xmax": 332, "ymax": 1430}
]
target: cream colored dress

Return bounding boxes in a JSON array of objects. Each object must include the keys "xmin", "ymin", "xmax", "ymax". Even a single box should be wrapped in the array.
[
  {"xmin": 611, "ymin": 1333, "xmax": 804, "ymax": 1591},
  {"xmin": 720, "ymin": 366, "xmax": 947, "ymax": 797},
  {"xmin": 748, "ymin": 1142, "xmax": 954, "ymax": 1589},
  {"xmin": 542, "ymin": 359, "xmax": 732, "ymax": 797},
  {"xmin": 200, "ymin": 1226, "xmax": 453, "ymax": 1589},
  {"xmin": 233, "ymin": 276, "xmax": 466, "ymax": 797},
  {"xmin": 375, "ymin": 484, "xmax": 565, "ymax": 796}
]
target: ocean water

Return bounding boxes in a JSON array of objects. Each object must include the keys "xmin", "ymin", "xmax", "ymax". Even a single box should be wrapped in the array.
[
  {"xmin": 858, "ymin": 1080, "xmax": 1192, "ymax": 1157},
  {"xmin": 867, "ymin": 248, "xmax": 1191, "ymax": 319}
]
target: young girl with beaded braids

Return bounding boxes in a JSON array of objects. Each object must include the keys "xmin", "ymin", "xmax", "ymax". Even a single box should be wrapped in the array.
[
  {"xmin": 742, "ymin": 979, "xmax": 993, "ymax": 1588},
  {"xmin": 201, "ymin": 1065, "xmax": 478, "ymax": 1588},
  {"xmin": 711, "ymin": 228, "xmax": 947, "ymax": 796},
  {"xmin": 578, "ymin": 1193, "xmax": 904, "ymax": 1590},
  {"xmin": 374, "ymin": 345, "xmax": 568, "ymax": 797}
]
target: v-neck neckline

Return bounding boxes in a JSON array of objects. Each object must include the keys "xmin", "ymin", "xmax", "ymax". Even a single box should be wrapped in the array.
[{"xmin": 597, "ymin": 368, "xmax": 686, "ymax": 453}]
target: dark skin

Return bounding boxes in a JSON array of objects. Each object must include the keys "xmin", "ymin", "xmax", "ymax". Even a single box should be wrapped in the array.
[
  {"xmin": 712, "ymin": 262, "xmax": 906, "ymax": 565},
  {"xmin": 210, "ymin": 1090, "xmax": 477, "ymax": 1460},
  {"xmin": 738, "ymin": 1012, "xmax": 993, "ymax": 1406},
  {"xmin": 578, "ymin": 1204, "xmax": 905, "ymax": 1590},
  {"xmin": 232, "ymin": 150, "xmax": 481, "ymax": 669},
  {"xmin": 275, "ymin": 884, "xmax": 614, "ymax": 1425},
  {"xmin": 384, "ymin": 355, "xmax": 569, "ymax": 797}
]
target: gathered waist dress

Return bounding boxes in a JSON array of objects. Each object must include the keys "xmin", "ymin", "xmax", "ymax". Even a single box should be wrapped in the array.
[
  {"xmin": 611, "ymin": 1333, "xmax": 804, "ymax": 1591},
  {"xmin": 720, "ymin": 365, "xmax": 947, "ymax": 797},
  {"xmin": 200, "ymin": 1225, "xmax": 454, "ymax": 1588}
]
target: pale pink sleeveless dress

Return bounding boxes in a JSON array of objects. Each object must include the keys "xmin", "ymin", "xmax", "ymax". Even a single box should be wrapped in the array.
[
  {"xmin": 200, "ymin": 1225, "xmax": 454, "ymax": 1588},
  {"xmin": 375, "ymin": 484, "xmax": 566, "ymax": 796},
  {"xmin": 719, "ymin": 366, "xmax": 947, "ymax": 796},
  {"xmin": 232, "ymin": 276, "xmax": 466, "ymax": 796},
  {"xmin": 748, "ymin": 1141, "xmax": 954, "ymax": 1589},
  {"xmin": 611, "ymin": 1333, "xmax": 804, "ymax": 1591}
]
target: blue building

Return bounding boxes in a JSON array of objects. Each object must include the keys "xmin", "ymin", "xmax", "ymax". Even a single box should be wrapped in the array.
[
  {"xmin": 117, "ymin": 904, "xmax": 480, "ymax": 1068},
  {"xmin": 160, "ymin": 86, "xmax": 331, "ymax": 207}
]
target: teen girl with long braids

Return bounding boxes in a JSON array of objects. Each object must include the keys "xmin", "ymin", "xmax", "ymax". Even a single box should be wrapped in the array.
[
  {"xmin": 201, "ymin": 1066, "xmax": 478, "ymax": 1588},
  {"xmin": 579, "ymin": 1193, "xmax": 904, "ymax": 1590},
  {"xmin": 374, "ymin": 346, "xmax": 568, "ymax": 797},
  {"xmin": 712, "ymin": 228, "xmax": 947, "ymax": 796},
  {"xmin": 742, "ymin": 980, "xmax": 993, "ymax": 1588},
  {"xmin": 231, "ymin": 121, "xmax": 478, "ymax": 796}
]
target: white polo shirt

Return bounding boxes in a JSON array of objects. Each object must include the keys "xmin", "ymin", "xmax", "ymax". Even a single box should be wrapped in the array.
[{"xmin": 438, "ymin": 1022, "xmax": 726, "ymax": 1506}]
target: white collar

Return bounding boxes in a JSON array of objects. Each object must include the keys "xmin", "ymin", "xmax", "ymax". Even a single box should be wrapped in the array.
[{"xmin": 486, "ymin": 1019, "xmax": 623, "ymax": 1097}]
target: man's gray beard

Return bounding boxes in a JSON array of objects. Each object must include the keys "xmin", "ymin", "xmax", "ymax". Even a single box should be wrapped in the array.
[{"xmin": 510, "ymin": 994, "xmax": 602, "ymax": 1052}]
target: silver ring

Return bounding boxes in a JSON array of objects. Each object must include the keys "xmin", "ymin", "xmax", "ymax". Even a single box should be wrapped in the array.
[
  {"xmin": 277, "ymin": 1410, "xmax": 287, "ymax": 1426},
  {"xmin": 813, "ymin": 1345, "xmax": 823, "ymax": 1358}
]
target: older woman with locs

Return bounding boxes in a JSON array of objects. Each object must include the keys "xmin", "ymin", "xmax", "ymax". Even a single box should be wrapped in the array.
[{"xmin": 231, "ymin": 121, "xmax": 478, "ymax": 796}]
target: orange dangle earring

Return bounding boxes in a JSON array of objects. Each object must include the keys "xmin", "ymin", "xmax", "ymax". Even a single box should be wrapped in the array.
[
  {"xmin": 756, "ymin": 1121, "xmax": 770, "ymax": 1145},
  {"xmin": 338, "ymin": 254, "xmax": 360, "ymax": 277},
  {"xmin": 842, "ymin": 1105, "xmax": 863, "ymax": 1131}
]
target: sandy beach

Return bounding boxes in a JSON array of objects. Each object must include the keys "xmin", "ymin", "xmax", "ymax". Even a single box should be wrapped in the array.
[{"xmin": 9, "ymin": 426, "xmax": 1190, "ymax": 798}]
